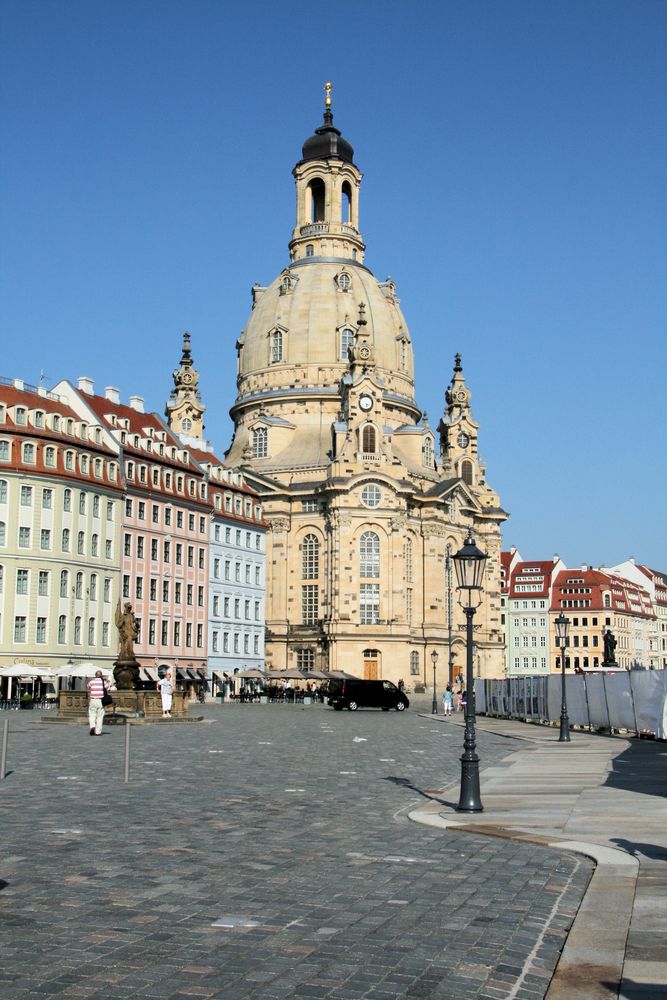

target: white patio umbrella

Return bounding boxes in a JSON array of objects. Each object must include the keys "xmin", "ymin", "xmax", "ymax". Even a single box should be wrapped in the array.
[
  {"xmin": 0, "ymin": 664, "xmax": 53, "ymax": 678},
  {"xmin": 54, "ymin": 663, "xmax": 113, "ymax": 678}
]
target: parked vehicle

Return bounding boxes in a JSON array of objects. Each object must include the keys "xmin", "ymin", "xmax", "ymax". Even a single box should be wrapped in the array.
[{"xmin": 327, "ymin": 678, "xmax": 409, "ymax": 712}]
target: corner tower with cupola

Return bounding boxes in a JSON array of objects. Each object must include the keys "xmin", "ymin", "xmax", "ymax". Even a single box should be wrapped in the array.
[
  {"xmin": 166, "ymin": 332, "xmax": 206, "ymax": 444},
  {"xmin": 225, "ymin": 87, "xmax": 508, "ymax": 683}
]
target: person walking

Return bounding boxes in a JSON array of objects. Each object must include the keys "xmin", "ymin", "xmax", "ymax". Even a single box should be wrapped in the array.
[
  {"xmin": 157, "ymin": 671, "xmax": 174, "ymax": 718},
  {"xmin": 443, "ymin": 684, "xmax": 453, "ymax": 716},
  {"xmin": 87, "ymin": 670, "xmax": 110, "ymax": 736}
]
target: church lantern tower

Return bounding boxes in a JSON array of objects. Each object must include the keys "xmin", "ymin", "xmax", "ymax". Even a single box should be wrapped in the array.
[
  {"xmin": 166, "ymin": 332, "xmax": 206, "ymax": 442},
  {"xmin": 224, "ymin": 88, "xmax": 508, "ymax": 682}
]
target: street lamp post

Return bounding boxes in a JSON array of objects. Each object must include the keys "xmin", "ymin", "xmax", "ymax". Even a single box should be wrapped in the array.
[
  {"xmin": 453, "ymin": 532, "xmax": 488, "ymax": 813},
  {"xmin": 446, "ymin": 544, "xmax": 454, "ymax": 688},
  {"xmin": 431, "ymin": 649, "xmax": 439, "ymax": 714},
  {"xmin": 555, "ymin": 612, "xmax": 571, "ymax": 742}
]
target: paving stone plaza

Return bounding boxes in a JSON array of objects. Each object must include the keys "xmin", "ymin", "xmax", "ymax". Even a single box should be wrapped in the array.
[{"xmin": 0, "ymin": 704, "xmax": 594, "ymax": 1000}]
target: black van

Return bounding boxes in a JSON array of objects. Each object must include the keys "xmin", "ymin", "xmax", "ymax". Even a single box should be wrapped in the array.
[{"xmin": 327, "ymin": 678, "xmax": 409, "ymax": 712}]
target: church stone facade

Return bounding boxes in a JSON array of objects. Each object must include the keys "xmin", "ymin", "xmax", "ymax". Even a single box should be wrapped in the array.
[{"xmin": 224, "ymin": 95, "xmax": 508, "ymax": 684}]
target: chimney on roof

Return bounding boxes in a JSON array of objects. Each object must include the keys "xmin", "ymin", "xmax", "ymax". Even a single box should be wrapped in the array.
[
  {"xmin": 77, "ymin": 376, "xmax": 94, "ymax": 396},
  {"xmin": 510, "ymin": 546, "xmax": 516, "ymax": 555},
  {"xmin": 630, "ymin": 557, "xmax": 636, "ymax": 565},
  {"xmin": 581, "ymin": 564, "xmax": 589, "ymax": 572},
  {"xmin": 104, "ymin": 387, "xmax": 120, "ymax": 405},
  {"xmin": 553, "ymin": 554, "xmax": 560, "ymax": 563},
  {"xmin": 129, "ymin": 395, "xmax": 145, "ymax": 413},
  {"xmin": 37, "ymin": 386, "xmax": 47, "ymax": 397},
  {"xmin": 13, "ymin": 378, "xmax": 24, "ymax": 390}
]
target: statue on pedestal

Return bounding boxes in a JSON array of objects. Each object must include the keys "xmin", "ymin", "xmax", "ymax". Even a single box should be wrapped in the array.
[
  {"xmin": 114, "ymin": 600, "xmax": 141, "ymax": 689},
  {"xmin": 603, "ymin": 628, "xmax": 618, "ymax": 667}
]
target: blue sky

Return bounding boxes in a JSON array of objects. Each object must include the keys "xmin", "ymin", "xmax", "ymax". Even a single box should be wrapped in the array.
[{"xmin": 2, "ymin": 1, "xmax": 666, "ymax": 568}]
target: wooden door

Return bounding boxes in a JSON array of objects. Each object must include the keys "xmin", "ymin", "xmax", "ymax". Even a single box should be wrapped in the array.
[{"xmin": 363, "ymin": 658, "xmax": 378, "ymax": 680}]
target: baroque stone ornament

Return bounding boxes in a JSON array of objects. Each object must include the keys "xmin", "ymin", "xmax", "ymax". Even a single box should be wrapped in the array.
[{"xmin": 267, "ymin": 516, "xmax": 291, "ymax": 533}]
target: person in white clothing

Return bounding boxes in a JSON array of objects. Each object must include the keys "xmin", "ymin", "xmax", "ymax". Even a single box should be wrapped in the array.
[
  {"xmin": 157, "ymin": 671, "xmax": 174, "ymax": 718},
  {"xmin": 87, "ymin": 671, "xmax": 110, "ymax": 735}
]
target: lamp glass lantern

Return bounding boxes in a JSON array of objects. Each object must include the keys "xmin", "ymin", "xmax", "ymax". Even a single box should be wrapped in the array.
[
  {"xmin": 554, "ymin": 613, "xmax": 570, "ymax": 645},
  {"xmin": 452, "ymin": 534, "xmax": 488, "ymax": 605}
]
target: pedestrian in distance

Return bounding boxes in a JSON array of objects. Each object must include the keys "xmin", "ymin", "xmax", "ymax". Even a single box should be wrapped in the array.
[
  {"xmin": 443, "ymin": 684, "xmax": 453, "ymax": 716},
  {"xmin": 87, "ymin": 670, "xmax": 110, "ymax": 736},
  {"xmin": 157, "ymin": 671, "xmax": 174, "ymax": 718}
]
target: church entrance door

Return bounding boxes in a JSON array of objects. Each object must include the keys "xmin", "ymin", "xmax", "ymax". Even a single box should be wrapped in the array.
[{"xmin": 363, "ymin": 649, "xmax": 379, "ymax": 680}]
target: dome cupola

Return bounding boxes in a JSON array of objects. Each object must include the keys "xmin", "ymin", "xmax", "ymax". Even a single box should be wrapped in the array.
[{"xmin": 289, "ymin": 83, "xmax": 365, "ymax": 264}]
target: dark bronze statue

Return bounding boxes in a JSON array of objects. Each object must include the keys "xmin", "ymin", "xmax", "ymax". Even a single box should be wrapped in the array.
[
  {"xmin": 603, "ymin": 628, "xmax": 618, "ymax": 666},
  {"xmin": 113, "ymin": 599, "xmax": 141, "ymax": 689}
]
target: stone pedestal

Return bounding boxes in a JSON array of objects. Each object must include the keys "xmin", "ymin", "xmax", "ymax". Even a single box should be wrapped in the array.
[
  {"xmin": 113, "ymin": 659, "xmax": 141, "ymax": 690},
  {"xmin": 57, "ymin": 689, "xmax": 188, "ymax": 720}
]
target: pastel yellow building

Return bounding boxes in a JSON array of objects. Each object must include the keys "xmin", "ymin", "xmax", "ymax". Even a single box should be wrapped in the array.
[{"xmin": 224, "ymin": 95, "xmax": 508, "ymax": 685}]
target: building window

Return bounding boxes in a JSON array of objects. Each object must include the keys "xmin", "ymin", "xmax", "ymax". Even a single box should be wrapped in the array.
[
  {"xmin": 42, "ymin": 488, "xmax": 53, "ymax": 509},
  {"xmin": 63, "ymin": 488, "xmax": 72, "ymax": 512},
  {"xmin": 252, "ymin": 427, "xmax": 268, "ymax": 458},
  {"xmin": 20, "ymin": 485, "xmax": 32, "ymax": 506},
  {"xmin": 58, "ymin": 615, "xmax": 67, "ymax": 644},
  {"xmin": 410, "ymin": 650, "xmax": 420, "ymax": 675},
  {"xmin": 0, "ymin": 441, "xmax": 9, "ymax": 461},
  {"xmin": 91, "ymin": 534, "xmax": 99, "ymax": 557},
  {"xmin": 423, "ymin": 437, "xmax": 433, "ymax": 467},
  {"xmin": 406, "ymin": 588, "xmax": 413, "ymax": 625},
  {"xmin": 38, "ymin": 570, "xmax": 49, "ymax": 596},
  {"xmin": 40, "ymin": 529, "xmax": 51, "ymax": 550},
  {"xmin": 197, "ymin": 623, "xmax": 203, "ymax": 648},
  {"xmin": 79, "ymin": 492, "xmax": 86, "ymax": 514},
  {"xmin": 77, "ymin": 531, "xmax": 85, "ymax": 555},
  {"xmin": 360, "ymin": 531, "xmax": 380, "ymax": 577},
  {"xmin": 270, "ymin": 330, "xmax": 283, "ymax": 364},
  {"xmin": 104, "ymin": 577, "xmax": 111, "ymax": 602},
  {"xmin": 173, "ymin": 621, "xmax": 180, "ymax": 646},
  {"xmin": 405, "ymin": 537, "xmax": 413, "ymax": 583},
  {"xmin": 301, "ymin": 585, "xmax": 319, "ymax": 624},
  {"xmin": 16, "ymin": 569, "xmax": 29, "ymax": 594},
  {"xmin": 161, "ymin": 620, "xmax": 168, "ymax": 645},
  {"xmin": 361, "ymin": 425, "xmax": 376, "ymax": 454},
  {"xmin": 88, "ymin": 618, "xmax": 95, "ymax": 645},
  {"xmin": 123, "ymin": 575, "xmax": 130, "ymax": 598},
  {"xmin": 74, "ymin": 616, "xmax": 82, "ymax": 644},
  {"xmin": 302, "ymin": 534, "xmax": 319, "ymax": 579},
  {"xmin": 305, "ymin": 244, "xmax": 314, "ymax": 257},
  {"xmin": 461, "ymin": 459, "xmax": 474, "ymax": 485},
  {"xmin": 18, "ymin": 526, "xmax": 30, "ymax": 548},
  {"xmin": 75, "ymin": 572, "xmax": 83, "ymax": 599},
  {"xmin": 340, "ymin": 327, "xmax": 355, "ymax": 359},
  {"xmin": 360, "ymin": 583, "xmax": 380, "ymax": 625},
  {"xmin": 14, "ymin": 615, "xmax": 27, "ymax": 642},
  {"xmin": 23, "ymin": 443, "xmax": 35, "ymax": 463},
  {"xmin": 0, "ymin": 479, "xmax": 6, "ymax": 502}
]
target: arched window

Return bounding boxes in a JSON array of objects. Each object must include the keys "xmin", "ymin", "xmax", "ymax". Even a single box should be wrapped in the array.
[
  {"xmin": 77, "ymin": 531, "xmax": 85, "ymax": 554},
  {"xmin": 461, "ymin": 459, "xmax": 474, "ymax": 485},
  {"xmin": 405, "ymin": 538, "xmax": 413, "ymax": 583},
  {"xmin": 61, "ymin": 528, "xmax": 70, "ymax": 551},
  {"xmin": 302, "ymin": 534, "xmax": 319, "ymax": 579},
  {"xmin": 400, "ymin": 339, "xmax": 407, "ymax": 371},
  {"xmin": 252, "ymin": 427, "xmax": 268, "ymax": 458},
  {"xmin": 0, "ymin": 479, "xmax": 6, "ymax": 503},
  {"xmin": 60, "ymin": 570, "xmax": 68, "ymax": 597},
  {"xmin": 340, "ymin": 327, "xmax": 355, "ymax": 360},
  {"xmin": 410, "ymin": 650, "xmax": 420, "ymax": 675},
  {"xmin": 23, "ymin": 443, "xmax": 35, "ymax": 463},
  {"xmin": 74, "ymin": 616, "xmax": 81, "ymax": 644},
  {"xmin": 75, "ymin": 572, "xmax": 83, "ymax": 599},
  {"xmin": 270, "ymin": 329, "xmax": 283, "ymax": 363},
  {"xmin": 308, "ymin": 178, "xmax": 325, "ymax": 222},
  {"xmin": 88, "ymin": 617, "xmax": 95, "ymax": 645},
  {"xmin": 423, "ymin": 437, "xmax": 433, "ymax": 467},
  {"xmin": 91, "ymin": 533, "xmax": 99, "ymax": 557},
  {"xmin": 58, "ymin": 615, "xmax": 67, "ymax": 644},
  {"xmin": 341, "ymin": 181, "xmax": 352, "ymax": 223},
  {"xmin": 45, "ymin": 447, "xmax": 55, "ymax": 467},
  {"xmin": 305, "ymin": 244, "xmax": 314, "ymax": 257},
  {"xmin": 63, "ymin": 488, "xmax": 71, "ymax": 511},
  {"xmin": 362, "ymin": 425, "xmax": 376, "ymax": 454},
  {"xmin": 360, "ymin": 531, "xmax": 380, "ymax": 577},
  {"xmin": 0, "ymin": 520, "xmax": 5, "ymax": 546}
]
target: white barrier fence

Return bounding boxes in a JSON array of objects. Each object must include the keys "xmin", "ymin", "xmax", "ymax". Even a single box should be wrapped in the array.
[{"xmin": 475, "ymin": 669, "xmax": 667, "ymax": 739}]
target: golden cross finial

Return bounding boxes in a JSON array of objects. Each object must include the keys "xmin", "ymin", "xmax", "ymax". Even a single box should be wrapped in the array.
[{"xmin": 325, "ymin": 81, "xmax": 332, "ymax": 109}]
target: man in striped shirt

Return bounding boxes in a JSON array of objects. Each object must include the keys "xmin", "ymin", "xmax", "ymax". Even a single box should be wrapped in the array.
[{"xmin": 87, "ymin": 671, "xmax": 110, "ymax": 735}]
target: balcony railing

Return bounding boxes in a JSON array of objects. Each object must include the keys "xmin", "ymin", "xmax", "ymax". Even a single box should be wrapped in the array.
[{"xmin": 300, "ymin": 223, "xmax": 330, "ymax": 236}]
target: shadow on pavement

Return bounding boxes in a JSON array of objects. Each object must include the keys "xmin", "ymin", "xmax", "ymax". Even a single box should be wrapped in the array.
[
  {"xmin": 383, "ymin": 774, "xmax": 457, "ymax": 808},
  {"xmin": 604, "ymin": 979, "xmax": 665, "ymax": 999},
  {"xmin": 604, "ymin": 739, "xmax": 667, "ymax": 798},
  {"xmin": 610, "ymin": 837, "xmax": 667, "ymax": 863}
]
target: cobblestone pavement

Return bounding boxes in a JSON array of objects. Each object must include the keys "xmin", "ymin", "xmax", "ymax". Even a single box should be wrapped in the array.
[{"xmin": 0, "ymin": 705, "xmax": 593, "ymax": 999}]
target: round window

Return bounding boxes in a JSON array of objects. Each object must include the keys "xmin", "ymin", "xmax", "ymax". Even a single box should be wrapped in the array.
[{"xmin": 361, "ymin": 485, "xmax": 381, "ymax": 508}]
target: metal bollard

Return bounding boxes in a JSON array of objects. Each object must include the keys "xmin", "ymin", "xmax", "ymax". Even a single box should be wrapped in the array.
[
  {"xmin": 0, "ymin": 718, "xmax": 8, "ymax": 780},
  {"xmin": 123, "ymin": 722, "xmax": 131, "ymax": 783}
]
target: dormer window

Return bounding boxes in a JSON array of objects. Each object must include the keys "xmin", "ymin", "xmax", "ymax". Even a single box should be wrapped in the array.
[
  {"xmin": 80, "ymin": 422, "xmax": 88, "ymax": 439},
  {"xmin": 35, "ymin": 411, "xmax": 44, "ymax": 428},
  {"xmin": 66, "ymin": 419, "xmax": 73, "ymax": 435},
  {"xmin": 120, "ymin": 432, "xmax": 126, "ymax": 444},
  {"xmin": 126, "ymin": 461, "xmax": 134, "ymax": 479},
  {"xmin": 95, "ymin": 429, "xmax": 102, "ymax": 444},
  {"xmin": 52, "ymin": 415, "xmax": 60, "ymax": 431},
  {"xmin": 15, "ymin": 407, "xmax": 26, "ymax": 425},
  {"xmin": 133, "ymin": 435, "xmax": 139, "ymax": 448}
]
